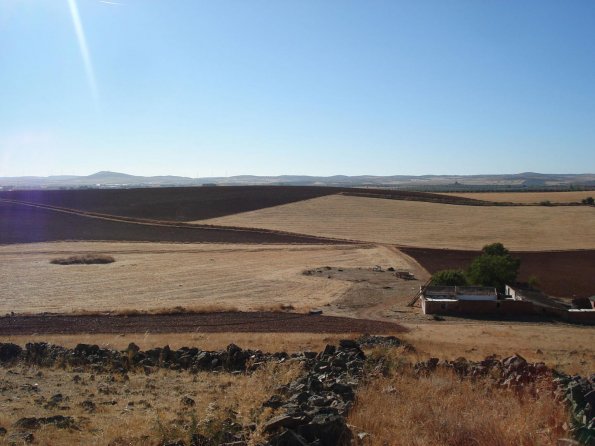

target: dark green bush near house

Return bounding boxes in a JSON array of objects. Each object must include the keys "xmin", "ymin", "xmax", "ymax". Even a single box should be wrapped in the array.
[{"xmin": 430, "ymin": 269, "xmax": 468, "ymax": 286}]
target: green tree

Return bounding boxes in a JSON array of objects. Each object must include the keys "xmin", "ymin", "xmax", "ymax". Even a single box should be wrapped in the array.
[
  {"xmin": 466, "ymin": 243, "xmax": 520, "ymax": 291},
  {"xmin": 481, "ymin": 242, "xmax": 509, "ymax": 257},
  {"xmin": 430, "ymin": 269, "xmax": 468, "ymax": 286}
]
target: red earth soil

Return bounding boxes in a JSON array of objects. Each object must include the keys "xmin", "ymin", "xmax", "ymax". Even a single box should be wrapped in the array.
[
  {"xmin": 0, "ymin": 312, "xmax": 406, "ymax": 335},
  {"xmin": 0, "ymin": 186, "xmax": 492, "ymax": 222},
  {"xmin": 0, "ymin": 202, "xmax": 344, "ymax": 245},
  {"xmin": 401, "ymin": 247, "xmax": 595, "ymax": 299}
]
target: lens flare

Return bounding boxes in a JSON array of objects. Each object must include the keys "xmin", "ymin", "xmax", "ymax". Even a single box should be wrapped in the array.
[{"xmin": 67, "ymin": 0, "xmax": 99, "ymax": 107}]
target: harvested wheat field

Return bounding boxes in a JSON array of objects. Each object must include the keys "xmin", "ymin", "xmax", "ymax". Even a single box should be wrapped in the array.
[
  {"xmin": 204, "ymin": 194, "xmax": 595, "ymax": 250},
  {"xmin": 0, "ymin": 241, "xmax": 414, "ymax": 315},
  {"xmin": 440, "ymin": 190, "xmax": 595, "ymax": 204}
]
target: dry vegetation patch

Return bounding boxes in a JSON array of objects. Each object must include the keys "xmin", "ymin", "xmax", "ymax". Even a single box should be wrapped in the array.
[
  {"xmin": 204, "ymin": 195, "xmax": 595, "ymax": 250},
  {"xmin": 349, "ymin": 366, "xmax": 567, "ymax": 446},
  {"xmin": 0, "ymin": 361, "xmax": 302, "ymax": 446},
  {"xmin": 50, "ymin": 254, "xmax": 115, "ymax": 265}
]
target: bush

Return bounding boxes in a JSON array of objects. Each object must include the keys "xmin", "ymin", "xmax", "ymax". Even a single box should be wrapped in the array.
[
  {"xmin": 466, "ymin": 243, "xmax": 520, "ymax": 292},
  {"xmin": 50, "ymin": 254, "xmax": 115, "ymax": 265},
  {"xmin": 430, "ymin": 269, "xmax": 468, "ymax": 286},
  {"xmin": 581, "ymin": 196, "xmax": 594, "ymax": 205}
]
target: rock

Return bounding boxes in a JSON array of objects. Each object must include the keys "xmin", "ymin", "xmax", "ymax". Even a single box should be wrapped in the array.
[
  {"xmin": 15, "ymin": 415, "xmax": 77, "ymax": 430},
  {"xmin": 9, "ymin": 432, "xmax": 34, "ymax": 444},
  {"xmin": 127, "ymin": 342, "xmax": 140, "ymax": 355},
  {"xmin": 81, "ymin": 400, "xmax": 96, "ymax": 413},
  {"xmin": 268, "ymin": 429, "xmax": 310, "ymax": 446},
  {"xmin": 14, "ymin": 418, "xmax": 41, "ymax": 430},
  {"xmin": 181, "ymin": 396, "xmax": 196, "ymax": 407},
  {"xmin": 0, "ymin": 343, "xmax": 22, "ymax": 362},
  {"xmin": 297, "ymin": 413, "xmax": 352, "ymax": 446},
  {"xmin": 264, "ymin": 395, "xmax": 285, "ymax": 409},
  {"xmin": 338, "ymin": 339, "xmax": 358, "ymax": 350},
  {"xmin": 264, "ymin": 415, "xmax": 307, "ymax": 432}
]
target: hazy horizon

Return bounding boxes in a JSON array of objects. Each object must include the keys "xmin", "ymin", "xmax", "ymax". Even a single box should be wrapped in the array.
[{"xmin": 1, "ymin": 1, "xmax": 594, "ymax": 177}]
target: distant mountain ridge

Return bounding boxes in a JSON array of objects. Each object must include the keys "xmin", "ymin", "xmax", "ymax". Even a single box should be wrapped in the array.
[{"xmin": 0, "ymin": 171, "xmax": 594, "ymax": 190}]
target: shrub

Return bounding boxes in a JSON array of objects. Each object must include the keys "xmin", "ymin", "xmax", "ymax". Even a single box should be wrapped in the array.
[
  {"xmin": 581, "ymin": 196, "xmax": 594, "ymax": 205},
  {"xmin": 430, "ymin": 269, "xmax": 468, "ymax": 286},
  {"xmin": 50, "ymin": 254, "xmax": 115, "ymax": 265},
  {"xmin": 527, "ymin": 275, "xmax": 540, "ymax": 289}
]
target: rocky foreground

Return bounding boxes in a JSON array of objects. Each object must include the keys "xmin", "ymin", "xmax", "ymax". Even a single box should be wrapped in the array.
[{"xmin": 0, "ymin": 337, "xmax": 593, "ymax": 445}]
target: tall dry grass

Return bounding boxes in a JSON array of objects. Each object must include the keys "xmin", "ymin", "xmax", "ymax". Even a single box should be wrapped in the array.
[{"xmin": 349, "ymin": 350, "xmax": 569, "ymax": 446}]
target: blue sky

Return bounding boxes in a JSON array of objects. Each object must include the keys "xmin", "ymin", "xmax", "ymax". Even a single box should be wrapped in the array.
[{"xmin": 1, "ymin": 0, "xmax": 594, "ymax": 177}]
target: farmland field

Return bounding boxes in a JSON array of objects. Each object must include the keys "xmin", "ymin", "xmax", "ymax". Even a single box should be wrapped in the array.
[
  {"xmin": 0, "ymin": 201, "xmax": 337, "ymax": 245},
  {"xmin": 0, "ymin": 242, "xmax": 414, "ymax": 315},
  {"xmin": 204, "ymin": 194, "xmax": 595, "ymax": 250},
  {"xmin": 0, "ymin": 186, "xmax": 489, "ymax": 222},
  {"xmin": 439, "ymin": 190, "xmax": 595, "ymax": 204},
  {"xmin": 401, "ymin": 247, "xmax": 595, "ymax": 298}
]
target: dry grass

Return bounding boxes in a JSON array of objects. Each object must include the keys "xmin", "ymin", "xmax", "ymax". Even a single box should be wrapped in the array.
[
  {"xmin": 439, "ymin": 190, "xmax": 595, "ymax": 204},
  {"xmin": 401, "ymin": 322, "xmax": 595, "ymax": 375},
  {"xmin": 0, "ymin": 241, "xmax": 413, "ymax": 314},
  {"xmin": 0, "ymin": 360, "xmax": 303, "ymax": 446},
  {"xmin": 50, "ymin": 254, "xmax": 115, "ymax": 265},
  {"xmin": 0, "ymin": 333, "xmax": 359, "ymax": 354},
  {"xmin": 349, "ymin": 366, "xmax": 568, "ymax": 446},
  {"xmin": 204, "ymin": 194, "xmax": 595, "ymax": 250}
]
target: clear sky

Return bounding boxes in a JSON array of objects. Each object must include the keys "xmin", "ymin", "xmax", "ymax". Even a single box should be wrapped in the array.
[{"xmin": 1, "ymin": 0, "xmax": 594, "ymax": 177}]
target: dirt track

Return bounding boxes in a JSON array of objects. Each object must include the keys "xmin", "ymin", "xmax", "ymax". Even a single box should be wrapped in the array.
[{"xmin": 0, "ymin": 312, "xmax": 405, "ymax": 335}]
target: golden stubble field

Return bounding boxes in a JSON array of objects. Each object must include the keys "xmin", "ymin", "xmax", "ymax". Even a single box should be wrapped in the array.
[
  {"xmin": 203, "ymin": 194, "xmax": 595, "ymax": 250},
  {"xmin": 0, "ymin": 241, "xmax": 416, "ymax": 314},
  {"xmin": 439, "ymin": 190, "xmax": 595, "ymax": 204}
]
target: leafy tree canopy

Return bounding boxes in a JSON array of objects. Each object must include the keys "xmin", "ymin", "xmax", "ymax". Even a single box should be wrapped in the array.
[{"xmin": 466, "ymin": 243, "xmax": 520, "ymax": 291}]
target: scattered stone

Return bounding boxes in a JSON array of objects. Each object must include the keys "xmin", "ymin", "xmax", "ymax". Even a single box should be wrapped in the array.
[
  {"xmin": 181, "ymin": 396, "xmax": 195, "ymax": 407},
  {"xmin": 0, "ymin": 343, "xmax": 22, "ymax": 362},
  {"xmin": 15, "ymin": 415, "xmax": 77, "ymax": 430},
  {"xmin": 81, "ymin": 400, "xmax": 97, "ymax": 413},
  {"xmin": 9, "ymin": 432, "xmax": 34, "ymax": 444}
]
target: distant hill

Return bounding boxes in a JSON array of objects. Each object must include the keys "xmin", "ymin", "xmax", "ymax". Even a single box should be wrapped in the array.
[{"xmin": 0, "ymin": 171, "xmax": 593, "ymax": 191}]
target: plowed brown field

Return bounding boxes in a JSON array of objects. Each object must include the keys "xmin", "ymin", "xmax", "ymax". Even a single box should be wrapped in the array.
[
  {"xmin": 0, "ymin": 312, "xmax": 405, "ymax": 335},
  {"xmin": 401, "ymin": 247, "xmax": 595, "ymax": 298},
  {"xmin": 0, "ymin": 186, "xmax": 489, "ymax": 222},
  {"xmin": 0, "ymin": 201, "xmax": 339, "ymax": 245}
]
